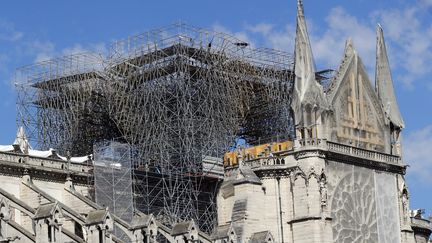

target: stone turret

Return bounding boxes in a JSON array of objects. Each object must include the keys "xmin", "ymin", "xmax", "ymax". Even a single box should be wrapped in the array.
[
  {"xmin": 171, "ymin": 220, "xmax": 199, "ymax": 243},
  {"xmin": 34, "ymin": 202, "xmax": 63, "ymax": 243},
  {"xmin": 130, "ymin": 213, "xmax": 158, "ymax": 242},
  {"xmin": 85, "ymin": 209, "xmax": 113, "ymax": 243}
]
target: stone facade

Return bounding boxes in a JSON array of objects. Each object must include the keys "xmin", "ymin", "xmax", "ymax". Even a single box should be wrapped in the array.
[
  {"xmin": 0, "ymin": 133, "xmax": 213, "ymax": 242},
  {"xmin": 0, "ymin": 1, "xmax": 431, "ymax": 243},
  {"xmin": 214, "ymin": 1, "xmax": 431, "ymax": 243}
]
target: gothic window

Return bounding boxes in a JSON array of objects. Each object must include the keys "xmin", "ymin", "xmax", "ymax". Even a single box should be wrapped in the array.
[
  {"xmin": 331, "ymin": 169, "xmax": 401, "ymax": 243},
  {"xmin": 331, "ymin": 171, "xmax": 378, "ymax": 242}
]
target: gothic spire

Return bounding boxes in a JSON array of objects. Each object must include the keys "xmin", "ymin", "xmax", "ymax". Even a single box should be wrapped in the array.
[
  {"xmin": 375, "ymin": 24, "xmax": 404, "ymax": 128},
  {"xmin": 292, "ymin": 0, "xmax": 326, "ymax": 126}
]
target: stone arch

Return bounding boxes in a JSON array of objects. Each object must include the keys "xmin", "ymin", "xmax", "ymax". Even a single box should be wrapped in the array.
[
  {"xmin": 304, "ymin": 104, "xmax": 313, "ymax": 126},
  {"xmin": 307, "ymin": 167, "xmax": 319, "ymax": 181},
  {"xmin": 307, "ymin": 170, "xmax": 321, "ymax": 215},
  {"xmin": 292, "ymin": 169, "xmax": 307, "ymax": 185},
  {"xmin": 400, "ymin": 185, "xmax": 410, "ymax": 223},
  {"xmin": 292, "ymin": 169, "xmax": 308, "ymax": 218}
]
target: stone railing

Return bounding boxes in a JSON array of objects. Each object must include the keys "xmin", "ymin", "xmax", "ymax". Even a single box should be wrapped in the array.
[
  {"xmin": 0, "ymin": 151, "xmax": 92, "ymax": 174},
  {"xmin": 230, "ymin": 139, "xmax": 402, "ymax": 170},
  {"xmin": 298, "ymin": 138, "xmax": 325, "ymax": 147},
  {"xmin": 242, "ymin": 156, "xmax": 288, "ymax": 168},
  {"xmin": 327, "ymin": 141, "xmax": 401, "ymax": 164}
]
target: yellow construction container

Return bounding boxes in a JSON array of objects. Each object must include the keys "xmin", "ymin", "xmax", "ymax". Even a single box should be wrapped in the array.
[{"xmin": 223, "ymin": 140, "xmax": 293, "ymax": 167}]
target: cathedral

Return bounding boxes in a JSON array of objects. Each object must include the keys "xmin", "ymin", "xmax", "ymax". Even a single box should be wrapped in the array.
[{"xmin": 0, "ymin": 1, "xmax": 431, "ymax": 242}]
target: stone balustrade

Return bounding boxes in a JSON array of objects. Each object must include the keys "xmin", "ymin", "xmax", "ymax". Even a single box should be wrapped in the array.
[
  {"xmin": 236, "ymin": 139, "xmax": 402, "ymax": 170},
  {"xmin": 326, "ymin": 141, "xmax": 401, "ymax": 164},
  {"xmin": 298, "ymin": 138, "xmax": 325, "ymax": 147},
  {"xmin": 0, "ymin": 151, "xmax": 92, "ymax": 173},
  {"xmin": 242, "ymin": 156, "xmax": 287, "ymax": 168}
]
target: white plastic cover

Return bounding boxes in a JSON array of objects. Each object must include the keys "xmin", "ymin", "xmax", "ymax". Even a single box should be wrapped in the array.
[
  {"xmin": 375, "ymin": 25, "xmax": 404, "ymax": 128},
  {"xmin": 58, "ymin": 154, "xmax": 90, "ymax": 163},
  {"xmin": 28, "ymin": 148, "xmax": 55, "ymax": 158},
  {"xmin": 327, "ymin": 161, "xmax": 401, "ymax": 243},
  {"xmin": 0, "ymin": 145, "xmax": 14, "ymax": 152}
]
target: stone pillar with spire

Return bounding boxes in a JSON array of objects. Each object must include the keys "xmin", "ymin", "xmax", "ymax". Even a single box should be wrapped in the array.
[
  {"xmin": 291, "ymin": 0, "xmax": 328, "ymax": 148},
  {"xmin": 287, "ymin": 2, "xmax": 333, "ymax": 243}
]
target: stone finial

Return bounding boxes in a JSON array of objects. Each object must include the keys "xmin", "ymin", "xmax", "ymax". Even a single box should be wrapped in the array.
[{"xmin": 13, "ymin": 126, "xmax": 31, "ymax": 154}]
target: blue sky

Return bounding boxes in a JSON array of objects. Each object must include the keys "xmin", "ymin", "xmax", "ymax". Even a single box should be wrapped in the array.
[{"xmin": 0, "ymin": 0, "xmax": 431, "ymax": 215}]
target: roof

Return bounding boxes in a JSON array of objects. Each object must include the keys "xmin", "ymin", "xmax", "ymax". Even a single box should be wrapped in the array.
[
  {"xmin": 220, "ymin": 180, "xmax": 235, "ymax": 198},
  {"xmin": 130, "ymin": 213, "xmax": 152, "ymax": 229},
  {"xmin": 250, "ymin": 231, "xmax": 273, "ymax": 243},
  {"xmin": 231, "ymin": 199, "xmax": 248, "ymax": 222},
  {"xmin": 171, "ymin": 221, "xmax": 196, "ymax": 236},
  {"xmin": 211, "ymin": 224, "xmax": 232, "ymax": 240},
  {"xmin": 34, "ymin": 203, "xmax": 57, "ymax": 219},
  {"xmin": 86, "ymin": 209, "xmax": 109, "ymax": 225},
  {"xmin": 233, "ymin": 166, "xmax": 262, "ymax": 185}
]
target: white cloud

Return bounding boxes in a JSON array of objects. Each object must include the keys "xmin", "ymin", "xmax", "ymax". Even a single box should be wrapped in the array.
[
  {"xmin": 315, "ymin": 7, "xmax": 376, "ymax": 69},
  {"xmin": 0, "ymin": 54, "xmax": 9, "ymax": 73},
  {"xmin": 61, "ymin": 42, "xmax": 107, "ymax": 56},
  {"xmin": 0, "ymin": 19, "xmax": 23, "ymax": 42},
  {"xmin": 404, "ymin": 125, "xmax": 432, "ymax": 183},
  {"xmin": 244, "ymin": 22, "xmax": 295, "ymax": 53},
  {"xmin": 235, "ymin": 7, "xmax": 376, "ymax": 72},
  {"xmin": 224, "ymin": 2, "xmax": 432, "ymax": 90},
  {"xmin": 372, "ymin": 5, "xmax": 432, "ymax": 88},
  {"xmin": 30, "ymin": 41, "xmax": 56, "ymax": 63},
  {"xmin": 212, "ymin": 23, "xmax": 255, "ymax": 48},
  {"xmin": 246, "ymin": 23, "xmax": 274, "ymax": 36}
]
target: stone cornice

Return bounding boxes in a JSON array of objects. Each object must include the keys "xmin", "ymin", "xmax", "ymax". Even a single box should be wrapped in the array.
[
  {"xmin": 0, "ymin": 159, "xmax": 89, "ymax": 185},
  {"xmin": 326, "ymin": 148, "xmax": 406, "ymax": 174},
  {"xmin": 0, "ymin": 150, "xmax": 92, "ymax": 174}
]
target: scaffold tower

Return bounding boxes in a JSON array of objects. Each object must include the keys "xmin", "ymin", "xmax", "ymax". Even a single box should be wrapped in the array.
[{"xmin": 16, "ymin": 23, "xmax": 295, "ymax": 233}]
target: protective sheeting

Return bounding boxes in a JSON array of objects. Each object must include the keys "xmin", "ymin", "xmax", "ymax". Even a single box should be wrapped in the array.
[
  {"xmin": 375, "ymin": 171, "xmax": 401, "ymax": 243},
  {"xmin": 28, "ymin": 148, "xmax": 90, "ymax": 162},
  {"xmin": 327, "ymin": 161, "xmax": 401, "ymax": 243},
  {"xmin": 58, "ymin": 154, "xmax": 91, "ymax": 163},
  {"xmin": 375, "ymin": 25, "xmax": 404, "ymax": 128},
  {"xmin": 93, "ymin": 141, "xmax": 133, "ymax": 242},
  {"xmin": 28, "ymin": 148, "xmax": 55, "ymax": 158},
  {"xmin": 326, "ymin": 39, "xmax": 389, "ymax": 153},
  {"xmin": 0, "ymin": 126, "xmax": 90, "ymax": 162},
  {"xmin": 291, "ymin": 0, "xmax": 327, "ymax": 125},
  {"xmin": 0, "ymin": 145, "xmax": 14, "ymax": 152}
]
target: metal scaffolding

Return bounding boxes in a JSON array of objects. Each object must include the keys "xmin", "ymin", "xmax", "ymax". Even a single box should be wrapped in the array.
[{"xmin": 16, "ymin": 23, "xmax": 295, "ymax": 233}]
